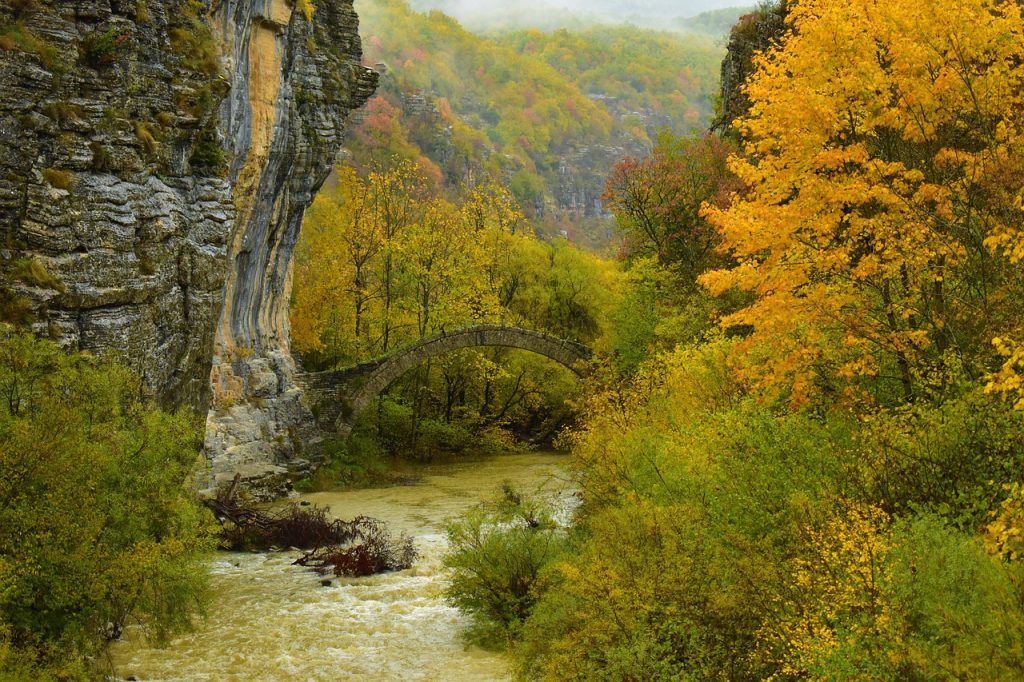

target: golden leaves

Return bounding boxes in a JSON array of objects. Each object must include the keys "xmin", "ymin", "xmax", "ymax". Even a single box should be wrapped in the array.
[
  {"xmin": 761, "ymin": 503, "xmax": 895, "ymax": 678},
  {"xmin": 702, "ymin": 0, "xmax": 1024, "ymax": 406},
  {"xmin": 985, "ymin": 483, "xmax": 1024, "ymax": 561}
]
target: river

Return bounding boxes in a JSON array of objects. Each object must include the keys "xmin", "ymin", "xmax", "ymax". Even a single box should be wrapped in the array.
[{"xmin": 109, "ymin": 452, "xmax": 573, "ymax": 682}]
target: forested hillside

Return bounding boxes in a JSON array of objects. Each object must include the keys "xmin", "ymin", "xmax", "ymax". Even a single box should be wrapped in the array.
[
  {"xmin": 344, "ymin": 0, "xmax": 723, "ymax": 246},
  {"xmin": 496, "ymin": 25, "xmax": 720, "ymax": 129}
]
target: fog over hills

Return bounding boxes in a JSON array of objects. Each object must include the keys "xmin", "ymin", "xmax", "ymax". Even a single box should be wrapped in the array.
[{"xmin": 406, "ymin": 0, "xmax": 750, "ymax": 31}]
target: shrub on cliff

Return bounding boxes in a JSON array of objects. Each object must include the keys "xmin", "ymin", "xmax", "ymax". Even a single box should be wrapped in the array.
[{"xmin": 0, "ymin": 327, "xmax": 215, "ymax": 680}]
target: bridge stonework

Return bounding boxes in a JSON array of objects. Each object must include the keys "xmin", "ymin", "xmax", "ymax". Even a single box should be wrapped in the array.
[{"xmin": 296, "ymin": 325, "xmax": 592, "ymax": 438}]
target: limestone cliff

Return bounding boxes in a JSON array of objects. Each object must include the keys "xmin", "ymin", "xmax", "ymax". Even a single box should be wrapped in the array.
[
  {"xmin": 0, "ymin": 0, "xmax": 376, "ymax": 495},
  {"xmin": 205, "ymin": 0, "xmax": 376, "ymax": 494},
  {"xmin": 714, "ymin": 1, "xmax": 789, "ymax": 132}
]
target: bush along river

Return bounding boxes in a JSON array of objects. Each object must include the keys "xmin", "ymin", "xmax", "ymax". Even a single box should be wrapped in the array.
[{"xmin": 109, "ymin": 452, "xmax": 574, "ymax": 681}]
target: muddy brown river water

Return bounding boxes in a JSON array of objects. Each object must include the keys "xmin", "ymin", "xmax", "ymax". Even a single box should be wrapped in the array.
[{"xmin": 109, "ymin": 452, "xmax": 573, "ymax": 682}]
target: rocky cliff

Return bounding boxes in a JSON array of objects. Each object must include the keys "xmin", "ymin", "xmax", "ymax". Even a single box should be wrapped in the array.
[
  {"xmin": 0, "ymin": 0, "xmax": 376, "ymax": 496},
  {"xmin": 714, "ymin": 1, "xmax": 789, "ymax": 132}
]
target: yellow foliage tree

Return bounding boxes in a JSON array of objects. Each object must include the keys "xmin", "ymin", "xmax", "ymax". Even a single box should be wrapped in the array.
[
  {"xmin": 701, "ymin": 0, "xmax": 1024, "ymax": 406},
  {"xmin": 292, "ymin": 161, "xmax": 615, "ymax": 369}
]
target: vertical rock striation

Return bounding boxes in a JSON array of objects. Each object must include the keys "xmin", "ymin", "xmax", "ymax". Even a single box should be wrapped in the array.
[
  {"xmin": 0, "ymin": 0, "xmax": 376, "ymax": 497},
  {"xmin": 204, "ymin": 0, "xmax": 377, "ymax": 495}
]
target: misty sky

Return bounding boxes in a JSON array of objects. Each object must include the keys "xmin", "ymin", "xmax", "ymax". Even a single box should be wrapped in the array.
[{"xmin": 408, "ymin": 0, "xmax": 750, "ymax": 27}]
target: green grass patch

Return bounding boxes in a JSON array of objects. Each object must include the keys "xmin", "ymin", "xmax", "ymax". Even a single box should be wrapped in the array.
[
  {"xmin": 41, "ymin": 101, "xmax": 83, "ymax": 124},
  {"xmin": 168, "ymin": 24, "xmax": 219, "ymax": 77},
  {"xmin": 0, "ymin": 22, "xmax": 63, "ymax": 72},
  {"xmin": 11, "ymin": 258, "xmax": 65, "ymax": 292},
  {"xmin": 41, "ymin": 167, "xmax": 75, "ymax": 191},
  {"xmin": 134, "ymin": 121, "xmax": 159, "ymax": 156}
]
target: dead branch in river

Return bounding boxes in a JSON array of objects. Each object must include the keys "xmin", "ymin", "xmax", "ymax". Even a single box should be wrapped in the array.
[{"xmin": 206, "ymin": 475, "xmax": 417, "ymax": 577}]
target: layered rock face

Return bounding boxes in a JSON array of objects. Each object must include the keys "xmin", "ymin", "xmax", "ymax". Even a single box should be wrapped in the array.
[
  {"xmin": 0, "ymin": 0, "xmax": 235, "ymax": 408},
  {"xmin": 714, "ymin": 1, "xmax": 789, "ymax": 131},
  {"xmin": 204, "ymin": 0, "xmax": 375, "ymax": 494},
  {"xmin": 0, "ymin": 0, "xmax": 376, "ymax": 495}
]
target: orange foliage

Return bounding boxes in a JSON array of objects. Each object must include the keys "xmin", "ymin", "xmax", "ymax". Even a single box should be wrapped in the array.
[{"xmin": 701, "ymin": 0, "xmax": 1024, "ymax": 406}]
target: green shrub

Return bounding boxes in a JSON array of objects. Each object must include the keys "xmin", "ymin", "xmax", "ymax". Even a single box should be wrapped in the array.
[
  {"xmin": 82, "ymin": 27, "xmax": 128, "ymax": 68},
  {"xmin": 416, "ymin": 417, "xmax": 474, "ymax": 454},
  {"xmin": 855, "ymin": 388, "xmax": 1024, "ymax": 529},
  {"xmin": 514, "ymin": 336, "xmax": 1024, "ymax": 680},
  {"xmin": 883, "ymin": 517, "xmax": 1024, "ymax": 678},
  {"xmin": 189, "ymin": 139, "xmax": 226, "ymax": 174},
  {"xmin": 0, "ymin": 328, "xmax": 216, "ymax": 678},
  {"xmin": 519, "ymin": 396, "xmax": 850, "ymax": 680},
  {"xmin": 293, "ymin": 435, "xmax": 393, "ymax": 492},
  {"xmin": 444, "ymin": 486, "xmax": 567, "ymax": 648},
  {"xmin": 376, "ymin": 397, "xmax": 414, "ymax": 452},
  {"xmin": 0, "ymin": 289, "xmax": 33, "ymax": 325},
  {"xmin": 760, "ymin": 513, "xmax": 1024, "ymax": 680}
]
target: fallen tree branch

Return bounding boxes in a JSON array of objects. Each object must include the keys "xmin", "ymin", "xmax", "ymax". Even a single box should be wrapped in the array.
[{"xmin": 205, "ymin": 475, "xmax": 417, "ymax": 577}]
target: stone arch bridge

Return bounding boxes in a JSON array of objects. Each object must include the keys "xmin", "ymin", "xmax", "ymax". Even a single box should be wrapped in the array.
[{"xmin": 297, "ymin": 325, "xmax": 592, "ymax": 438}]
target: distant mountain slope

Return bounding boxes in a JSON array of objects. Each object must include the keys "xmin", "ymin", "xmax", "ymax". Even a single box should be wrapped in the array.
[
  {"xmin": 678, "ymin": 6, "xmax": 755, "ymax": 36},
  {"xmin": 407, "ymin": 0, "xmax": 748, "ymax": 31},
  {"xmin": 497, "ymin": 26, "xmax": 720, "ymax": 130},
  {"xmin": 349, "ymin": 0, "xmax": 724, "ymax": 246}
]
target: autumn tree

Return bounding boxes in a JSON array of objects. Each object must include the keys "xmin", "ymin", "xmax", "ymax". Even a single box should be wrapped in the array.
[
  {"xmin": 367, "ymin": 161, "xmax": 427, "ymax": 353},
  {"xmin": 604, "ymin": 133, "xmax": 740, "ymax": 287},
  {"xmin": 701, "ymin": 0, "xmax": 1024, "ymax": 405},
  {"xmin": 293, "ymin": 168, "xmax": 384, "ymax": 367},
  {"xmin": 399, "ymin": 198, "xmax": 485, "ymax": 336},
  {"xmin": 461, "ymin": 182, "xmax": 530, "ymax": 317}
]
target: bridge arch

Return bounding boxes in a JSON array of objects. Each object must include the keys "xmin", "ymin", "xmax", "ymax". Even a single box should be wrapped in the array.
[{"xmin": 300, "ymin": 325, "xmax": 592, "ymax": 437}]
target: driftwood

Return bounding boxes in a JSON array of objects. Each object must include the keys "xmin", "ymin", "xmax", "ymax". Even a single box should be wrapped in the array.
[
  {"xmin": 206, "ymin": 474, "xmax": 417, "ymax": 577},
  {"xmin": 293, "ymin": 516, "xmax": 418, "ymax": 577}
]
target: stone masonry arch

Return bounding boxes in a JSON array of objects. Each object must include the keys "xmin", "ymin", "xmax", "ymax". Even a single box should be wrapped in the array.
[{"xmin": 299, "ymin": 325, "xmax": 592, "ymax": 438}]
